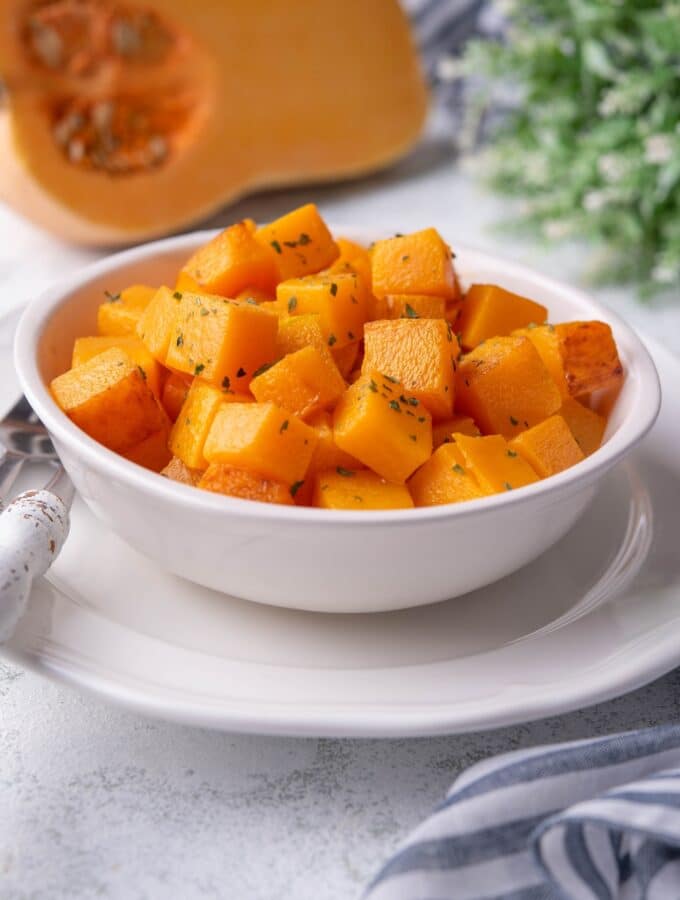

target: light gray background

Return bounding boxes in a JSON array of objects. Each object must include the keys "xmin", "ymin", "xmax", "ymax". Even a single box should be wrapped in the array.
[{"xmin": 2, "ymin": 139, "xmax": 680, "ymax": 900}]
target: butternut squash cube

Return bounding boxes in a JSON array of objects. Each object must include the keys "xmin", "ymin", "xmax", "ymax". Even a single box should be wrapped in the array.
[
  {"xmin": 372, "ymin": 293, "xmax": 447, "ymax": 321},
  {"xmin": 509, "ymin": 415, "xmax": 585, "ymax": 478},
  {"xmin": 169, "ymin": 380, "xmax": 251, "ymax": 470},
  {"xmin": 313, "ymin": 469, "xmax": 413, "ymax": 510},
  {"xmin": 333, "ymin": 371, "xmax": 432, "ymax": 483},
  {"xmin": 175, "ymin": 271, "xmax": 203, "ymax": 293},
  {"xmin": 558, "ymin": 397, "xmax": 607, "ymax": 457},
  {"xmin": 235, "ymin": 287, "xmax": 274, "ymax": 304},
  {"xmin": 161, "ymin": 456, "xmax": 202, "ymax": 486},
  {"xmin": 362, "ymin": 319, "xmax": 459, "ymax": 419},
  {"xmin": 255, "ymin": 204, "xmax": 339, "ymax": 280},
  {"xmin": 306, "ymin": 411, "xmax": 362, "ymax": 475},
  {"xmin": 136, "ymin": 286, "xmax": 184, "ymax": 362},
  {"xmin": 181, "ymin": 222, "xmax": 278, "ymax": 298},
  {"xmin": 513, "ymin": 324, "xmax": 567, "ymax": 397},
  {"xmin": 371, "ymin": 228, "xmax": 457, "ymax": 300},
  {"xmin": 555, "ymin": 321, "xmax": 624, "ymax": 397},
  {"xmin": 327, "ymin": 238, "xmax": 372, "ymax": 288},
  {"xmin": 456, "ymin": 336, "xmax": 562, "ymax": 438},
  {"xmin": 161, "ymin": 372, "xmax": 193, "ymax": 422},
  {"xmin": 97, "ymin": 284, "xmax": 156, "ymax": 337},
  {"xmin": 276, "ymin": 314, "xmax": 327, "ymax": 356},
  {"xmin": 459, "ymin": 284, "xmax": 547, "ymax": 349},
  {"xmin": 165, "ymin": 293, "xmax": 278, "ymax": 389},
  {"xmin": 276, "ymin": 271, "xmax": 370, "ymax": 349},
  {"xmin": 331, "ymin": 341, "xmax": 360, "ymax": 379},
  {"xmin": 72, "ymin": 335, "xmax": 163, "ymax": 398},
  {"xmin": 50, "ymin": 347, "xmax": 168, "ymax": 452},
  {"xmin": 408, "ymin": 443, "xmax": 488, "ymax": 507},
  {"xmin": 250, "ymin": 345, "xmax": 346, "ymax": 420},
  {"xmin": 204, "ymin": 403, "xmax": 317, "ymax": 485},
  {"xmin": 451, "ymin": 432, "xmax": 540, "ymax": 493},
  {"xmin": 198, "ymin": 464, "xmax": 294, "ymax": 506},
  {"xmin": 432, "ymin": 415, "xmax": 480, "ymax": 449},
  {"xmin": 122, "ymin": 427, "xmax": 172, "ymax": 472}
]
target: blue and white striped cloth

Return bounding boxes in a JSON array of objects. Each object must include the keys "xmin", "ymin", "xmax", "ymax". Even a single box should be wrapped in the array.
[{"xmin": 366, "ymin": 725, "xmax": 680, "ymax": 899}]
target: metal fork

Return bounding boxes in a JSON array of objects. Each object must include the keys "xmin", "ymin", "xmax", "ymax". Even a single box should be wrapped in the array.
[{"xmin": 0, "ymin": 396, "xmax": 74, "ymax": 642}]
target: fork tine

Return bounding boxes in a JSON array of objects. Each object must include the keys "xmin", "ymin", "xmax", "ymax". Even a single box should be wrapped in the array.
[
  {"xmin": 0, "ymin": 452, "xmax": 25, "ymax": 510},
  {"xmin": 2, "ymin": 395, "xmax": 38, "ymax": 424}
]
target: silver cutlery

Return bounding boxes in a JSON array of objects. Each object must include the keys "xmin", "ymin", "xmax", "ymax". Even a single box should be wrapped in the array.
[{"xmin": 0, "ymin": 396, "xmax": 73, "ymax": 642}]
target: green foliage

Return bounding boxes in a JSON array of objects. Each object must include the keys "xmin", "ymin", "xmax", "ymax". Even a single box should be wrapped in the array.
[{"xmin": 460, "ymin": 0, "xmax": 680, "ymax": 295}]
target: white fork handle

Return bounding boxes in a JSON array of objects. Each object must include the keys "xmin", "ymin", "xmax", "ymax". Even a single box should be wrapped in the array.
[{"xmin": 0, "ymin": 489, "xmax": 71, "ymax": 643}]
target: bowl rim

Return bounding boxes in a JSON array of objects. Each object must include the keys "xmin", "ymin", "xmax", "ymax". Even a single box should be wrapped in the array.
[{"xmin": 14, "ymin": 227, "xmax": 662, "ymax": 527}]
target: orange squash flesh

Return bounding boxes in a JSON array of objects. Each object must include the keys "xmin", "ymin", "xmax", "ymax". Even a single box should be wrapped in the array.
[
  {"xmin": 313, "ymin": 469, "xmax": 413, "ymax": 510},
  {"xmin": 49, "ymin": 215, "xmax": 624, "ymax": 509},
  {"xmin": 0, "ymin": 1, "xmax": 427, "ymax": 246},
  {"xmin": 459, "ymin": 284, "xmax": 548, "ymax": 350},
  {"xmin": 509, "ymin": 415, "xmax": 585, "ymax": 478}
]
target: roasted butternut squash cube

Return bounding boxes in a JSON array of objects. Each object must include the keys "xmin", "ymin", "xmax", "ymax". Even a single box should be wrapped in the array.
[
  {"xmin": 371, "ymin": 228, "xmax": 457, "ymax": 300},
  {"xmin": 555, "ymin": 321, "xmax": 624, "ymax": 397},
  {"xmin": 276, "ymin": 271, "xmax": 369, "ymax": 349},
  {"xmin": 509, "ymin": 415, "xmax": 585, "ymax": 478},
  {"xmin": 408, "ymin": 443, "xmax": 488, "ymax": 506},
  {"xmin": 181, "ymin": 222, "xmax": 278, "ymax": 298},
  {"xmin": 372, "ymin": 293, "xmax": 447, "ymax": 321},
  {"xmin": 432, "ymin": 415, "xmax": 480, "ymax": 449},
  {"xmin": 169, "ymin": 380, "xmax": 251, "ymax": 470},
  {"xmin": 313, "ymin": 469, "xmax": 413, "ymax": 510},
  {"xmin": 198, "ymin": 464, "xmax": 294, "ymax": 506},
  {"xmin": 558, "ymin": 397, "xmax": 607, "ymax": 457},
  {"xmin": 161, "ymin": 456, "xmax": 202, "ymax": 486},
  {"xmin": 50, "ymin": 347, "xmax": 168, "ymax": 452},
  {"xmin": 175, "ymin": 271, "xmax": 202, "ymax": 293},
  {"xmin": 331, "ymin": 341, "xmax": 360, "ymax": 379},
  {"xmin": 306, "ymin": 411, "xmax": 362, "ymax": 475},
  {"xmin": 97, "ymin": 284, "xmax": 156, "ymax": 336},
  {"xmin": 258, "ymin": 298, "xmax": 289, "ymax": 318},
  {"xmin": 451, "ymin": 432, "xmax": 540, "ymax": 493},
  {"xmin": 255, "ymin": 204, "xmax": 339, "ymax": 280},
  {"xmin": 333, "ymin": 371, "xmax": 432, "ymax": 483},
  {"xmin": 165, "ymin": 293, "xmax": 278, "ymax": 389},
  {"xmin": 362, "ymin": 319, "xmax": 459, "ymax": 419},
  {"xmin": 327, "ymin": 237, "xmax": 372, "ymax": 288},
  {"xmin": 459, "ymin": 284, "xmax": 547, "ymax": 349},
  {"xmin": 122, "ymin": 427, "xmax": 172, "ymax": 472},
  {"xmin": 513, "ymin": 324, "xmax": 567, "ymax": 396},
  {"xmin": 276, "ymin": 314, "xmax": 327, "ymax": 356},
  {"xmin": 204, "ymin": 403, "xmax": 317, "ymax": 485},
  {"xmin": 72, "ymin": 335, "xmax": 163, "ymax": 398},
  {"xmin": 136, "ymin": 286, "xmax": 184, "ymax": 362},
  {"xmin": 445, "ymin": 297, "xmax": 464, "ymax": 329},
  {"xmin": 235, "ymin": 287, "xmax": 274, "ymax": 304},
  {"xmin": 250, "ymin": 345, "xmax": 346, "ymax": 420},
  {"xmin": 456, "ymin": 336, "xmax": 562, "ymax": 438},
  {"xmin": 161, "ymin": 372, "xmax": 193, "ymax": 422}
]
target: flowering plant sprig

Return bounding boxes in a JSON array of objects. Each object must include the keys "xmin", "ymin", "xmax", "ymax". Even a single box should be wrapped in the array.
[{"xmin": 456, "ymin": 0, "xmax": 680, "ymax": 297}]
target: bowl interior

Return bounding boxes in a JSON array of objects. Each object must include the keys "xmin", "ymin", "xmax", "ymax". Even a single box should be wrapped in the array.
[{"xmin": 33, "ymin": 228, "xmax": 649, "ymax": 454}]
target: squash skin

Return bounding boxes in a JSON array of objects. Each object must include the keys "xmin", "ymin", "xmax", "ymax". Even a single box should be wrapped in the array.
[{"xmin": 0, "ymin": 1, "xmax": 427, "ymax": 246}]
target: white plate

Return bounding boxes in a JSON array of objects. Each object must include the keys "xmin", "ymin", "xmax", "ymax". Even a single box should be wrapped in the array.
[{"xmin": 2, "ymin": 309, "xmax": 680, "ymax": 737}]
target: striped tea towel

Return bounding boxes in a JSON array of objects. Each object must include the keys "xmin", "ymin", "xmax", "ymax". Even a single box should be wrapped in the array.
[{"xmin": 366, "ymin": 724, "xmax": 680, "ymax": 899}]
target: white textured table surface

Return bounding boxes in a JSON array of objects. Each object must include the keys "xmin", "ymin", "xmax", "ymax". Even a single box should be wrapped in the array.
[{"xmin": 2, "ymin": 147, "xmax": 680, "ymax": 900}]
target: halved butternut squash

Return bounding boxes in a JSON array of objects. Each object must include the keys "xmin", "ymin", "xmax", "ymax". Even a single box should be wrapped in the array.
[{"xmin": 0, "ymin": 0, "xmax": 427, "ymax": 245}]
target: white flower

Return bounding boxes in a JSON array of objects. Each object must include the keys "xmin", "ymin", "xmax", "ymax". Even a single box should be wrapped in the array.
[
  {"xmin": 651, "ymin": 264, "xmax": 677, "ymax": 284},
  {"xmin": 597, "ymin": 153, "xmax": 627, "ymax": 183},
  {"xmin": 583, "ymin": 190, "xmax": 609, "ymax": 212},
  {"xmin": 645, "ymin": 134, "xmax": 673, "ymax": 164}
]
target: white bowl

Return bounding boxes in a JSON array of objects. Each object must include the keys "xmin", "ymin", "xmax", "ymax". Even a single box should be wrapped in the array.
[{"xmin": 14, "ymin": 229, "xmax": 661, "ymax": 613}]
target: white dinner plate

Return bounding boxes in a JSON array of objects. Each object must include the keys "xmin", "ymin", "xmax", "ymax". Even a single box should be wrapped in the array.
[{"xmin": 2, "ymin": 309, "xmax": 680, "ymax": 737}]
